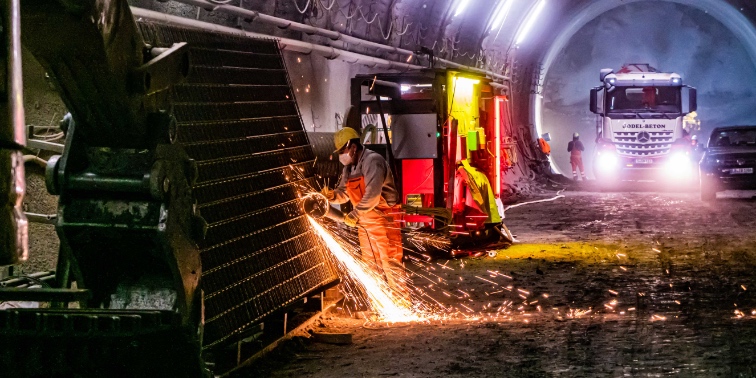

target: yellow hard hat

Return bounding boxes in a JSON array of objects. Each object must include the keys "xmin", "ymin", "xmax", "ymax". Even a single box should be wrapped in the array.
[{"xmin": 333, "ymin": 127, "xmax": 360, "ymax": 153}]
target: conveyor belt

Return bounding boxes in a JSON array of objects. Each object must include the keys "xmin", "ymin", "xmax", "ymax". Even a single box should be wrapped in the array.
[{"xmin": 137, "ymin": 22, "xmax": 338, "ymax": 348}]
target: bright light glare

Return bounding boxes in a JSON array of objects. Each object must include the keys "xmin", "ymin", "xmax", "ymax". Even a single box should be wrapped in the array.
[
  {"xmin": 490, "ymin": 0, "xmax": 514, "ymax": 31},
  {"xmin": 308, "ymin": 217, "xmax": 420, "ymax": 322},
  {"xmin": 596, "ymin": 152, "xmax": 619, "ymax": 173},
  {"xmin": 454, "ymin": 77, "xmax": 480, "ymax": 85},
  {"xmin": 665, "ymin": 153, "xmax": 692, "ymax": 178},
  {"xmin": 454, "ymin": 0, "xmax": 470, "ymax": 17},
  {"xmin": 515, "ymin": 0, "xmax": 547, "ymax": 45}
]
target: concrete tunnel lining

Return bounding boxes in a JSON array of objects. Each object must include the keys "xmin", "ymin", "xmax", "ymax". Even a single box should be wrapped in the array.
[{"xmin": 531, "ymin": 0, "xmax": 756, "ymax": 176}]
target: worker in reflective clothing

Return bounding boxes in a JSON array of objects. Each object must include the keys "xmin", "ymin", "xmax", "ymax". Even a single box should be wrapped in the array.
[
  {"xmin": 321, "ymin": 128, "xmax": 405, "ymax": 292},
  {"xmin": 568, "ymin": 132, "xmax": 587, "ymax": 181}
]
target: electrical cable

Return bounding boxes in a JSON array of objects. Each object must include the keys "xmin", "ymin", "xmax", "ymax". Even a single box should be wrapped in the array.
[
  {"xmin": 502, "ymin": 189, "xmax": 565, "ymax": 214},
  {"xmin": 291, "ymin": 0, "xmax": 312, "ymax": 13}
]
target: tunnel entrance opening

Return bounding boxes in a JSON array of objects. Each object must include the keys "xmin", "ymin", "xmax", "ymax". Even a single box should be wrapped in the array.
[{"xmin": 534, "ymin": 0, "xmax": 756, "ymax": 179}]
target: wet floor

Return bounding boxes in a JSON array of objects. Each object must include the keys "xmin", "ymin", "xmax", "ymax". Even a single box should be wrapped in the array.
[{"xmin": 247, "ymin": 190, "xmax": 756, "ymax": 377}]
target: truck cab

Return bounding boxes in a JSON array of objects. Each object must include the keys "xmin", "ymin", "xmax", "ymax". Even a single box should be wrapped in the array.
[{"xmin": 590, "ymin": 64, "xmax": 698, "ymax": 185}]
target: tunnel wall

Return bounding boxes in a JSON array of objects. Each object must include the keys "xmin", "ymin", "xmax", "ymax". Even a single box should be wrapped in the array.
[{"xmin": 17, "ymin": 0, "xmax": 544, "ymax": 274}]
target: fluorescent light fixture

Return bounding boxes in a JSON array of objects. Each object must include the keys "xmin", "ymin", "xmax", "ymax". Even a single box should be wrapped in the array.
[
  {"xmin": 490, "ymin": 0, "xmax": 514, "ymax": 31},
  {"xmin": 454, "ymin": 0, "xmax": 470, "ymax": 17},
  {"xmin": 515, "ymin": 0, "xmax": 546, "ymax": 45}
]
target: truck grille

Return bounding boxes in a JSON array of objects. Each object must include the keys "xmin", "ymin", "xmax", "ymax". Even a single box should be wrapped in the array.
[
  {"xmin": 614, "ymin": 131, "xmax": 674, "ymax": 157},
  {"xmin": 137, "ymin": 22, "xmax": 338, "ymax": 349}
]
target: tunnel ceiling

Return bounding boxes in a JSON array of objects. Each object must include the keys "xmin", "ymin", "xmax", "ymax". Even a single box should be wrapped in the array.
[
  {"xmin": 132, "ymin": 0, "xmax": 756, "ymax": 85},
  {"xmin": 253, "ymin": 0, "xmax": 756, "ymax": 72}
]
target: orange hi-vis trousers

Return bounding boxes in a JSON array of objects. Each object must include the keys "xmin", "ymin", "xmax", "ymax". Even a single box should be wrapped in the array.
[{"xmin": 345, "ymin": 176, "xmax": 405, "ymax": 292}]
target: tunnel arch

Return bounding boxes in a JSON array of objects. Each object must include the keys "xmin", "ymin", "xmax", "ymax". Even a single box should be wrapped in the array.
[{"xmin": 530, "ymin": 0, "xmax": 756, "ymax": 175}]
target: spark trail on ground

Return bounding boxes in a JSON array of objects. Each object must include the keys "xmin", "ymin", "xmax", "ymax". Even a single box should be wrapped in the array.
[{"xmin": 309, "ymin": 217, "xmax": 422, "ymax": 322}]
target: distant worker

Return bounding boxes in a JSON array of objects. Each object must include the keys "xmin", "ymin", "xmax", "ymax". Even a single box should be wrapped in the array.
[
  {"xmin": 321, "ymin": 127, "xmax": 405, "ymax": 292},
  {"xmin": 567, "ymin": 132, "xmax": 587, "ymax": 181}
]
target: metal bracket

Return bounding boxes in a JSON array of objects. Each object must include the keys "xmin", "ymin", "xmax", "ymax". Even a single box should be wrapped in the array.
[{"xmin": 133, "ymin": 42, "xmax": 191, "ymax": 95}]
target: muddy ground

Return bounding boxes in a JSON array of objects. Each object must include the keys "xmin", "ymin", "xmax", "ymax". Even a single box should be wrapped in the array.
[{"xmin": 245, "ymin": 188, "xmax": 756, "ymax": 377}]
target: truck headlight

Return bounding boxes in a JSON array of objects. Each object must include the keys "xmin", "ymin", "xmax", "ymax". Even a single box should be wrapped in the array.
[
  {"xmin": 597, "ymin": 152, "xmax": 619, "ymax": 172},
  {"xmin": 665, "ymin": 152, "xmax": 692, "ymax": 177}
]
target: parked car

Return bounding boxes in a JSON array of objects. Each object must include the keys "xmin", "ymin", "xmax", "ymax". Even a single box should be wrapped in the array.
[{"xmin": 699, "ymin": 126, "xmax": 756, "ymax": 201}]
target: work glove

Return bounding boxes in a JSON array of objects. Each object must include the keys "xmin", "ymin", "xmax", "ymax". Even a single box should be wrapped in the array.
[
  {"xmin": 321, "ymin": 186, "xmax": 335, "ymax": 201},
  {"xmin": 344, "ymin": 211, "xmax": 359, "ymax": 228}
]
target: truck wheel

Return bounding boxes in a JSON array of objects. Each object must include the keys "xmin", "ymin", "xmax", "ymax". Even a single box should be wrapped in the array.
[{"xmin": 700, "ymin": 178, "xmax": 716, "ymax": 201}]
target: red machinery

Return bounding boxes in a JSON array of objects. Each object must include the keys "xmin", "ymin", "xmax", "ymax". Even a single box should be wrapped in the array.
[{"xmin": 349, "ymin": 70, "xmax": 514, "ymax": 238}]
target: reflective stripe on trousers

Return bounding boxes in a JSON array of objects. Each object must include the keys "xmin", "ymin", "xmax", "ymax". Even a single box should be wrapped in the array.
[{"xmin": 570, "ymin": 155, "xmax": 586, "ymax": 177}]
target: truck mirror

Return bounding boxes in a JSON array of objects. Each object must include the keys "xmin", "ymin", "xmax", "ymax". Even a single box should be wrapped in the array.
[
  {"xmin": 600, "ymin": 68, "xmax": 613, "ymax": 82},
  {"xmin": 590, "ymin": 88, "xmax": 599, "ymax": 114},
  {"xmin": 688, "ymin": 87, "xmax": 697, "ymax": 113}
]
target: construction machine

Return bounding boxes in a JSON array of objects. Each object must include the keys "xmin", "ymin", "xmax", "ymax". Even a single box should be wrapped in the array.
[{"xmin": 0, "ymin": 1, "xmax": 338, "ymax": 375}]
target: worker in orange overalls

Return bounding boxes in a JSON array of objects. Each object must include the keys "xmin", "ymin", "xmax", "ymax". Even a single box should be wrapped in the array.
[
  {"xmin": 567, "ymin": 132, "xmax": 587, "ymax": 181},
  {"xmin": 322, "ymin": 128, "xmax": 405, "ymax": 292}
]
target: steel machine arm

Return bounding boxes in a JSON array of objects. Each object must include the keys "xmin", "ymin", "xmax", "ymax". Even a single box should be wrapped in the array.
[
  {"xmin": 0, "ymin": 0, "xmax": 27, "ymax": 266},
  {"xmin": 1, "ymin": 0, "xmax": 203, "ymax": 376}
]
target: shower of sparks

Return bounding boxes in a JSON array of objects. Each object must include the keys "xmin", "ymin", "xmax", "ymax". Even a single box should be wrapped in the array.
[
  {"xmin": 299, "ymin": 179, "xmax": 710, "ymax": 325},
  {"xmin": 309, "ymin": 217, "xmax": 421, "ymax": 322}
]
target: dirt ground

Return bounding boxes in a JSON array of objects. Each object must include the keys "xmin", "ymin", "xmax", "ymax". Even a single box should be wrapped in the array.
[{"xmin": 246, "ymin": 188, "xmax": 756, "ymax": 377}]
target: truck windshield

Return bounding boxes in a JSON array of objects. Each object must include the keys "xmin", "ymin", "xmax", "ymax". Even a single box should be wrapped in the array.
[
  {"xmin": 606, "ymin": 86, "xmax": 681, "ymax": 113},
  {"xmin": 709, "ymin": 129, "xmax": 756, "ymax": 148}
]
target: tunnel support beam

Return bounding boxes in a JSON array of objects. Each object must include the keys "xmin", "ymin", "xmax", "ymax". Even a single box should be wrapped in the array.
[{"xmin": 131, "ymin": 6, "xmax": 510, "ymax": 81}]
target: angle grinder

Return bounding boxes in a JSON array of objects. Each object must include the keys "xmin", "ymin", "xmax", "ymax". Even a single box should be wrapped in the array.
[{"xmin": 301, "ymin": 192, "xmax": 345, "ymax": 221}]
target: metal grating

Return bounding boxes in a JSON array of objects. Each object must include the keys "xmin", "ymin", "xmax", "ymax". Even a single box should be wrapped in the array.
[{"xmin": 136, "ymin": 22, "xmax": 338, "ymax": 348}]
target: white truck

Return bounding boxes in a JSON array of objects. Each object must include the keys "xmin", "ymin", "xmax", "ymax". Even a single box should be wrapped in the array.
[{"xmin": 589, "ymin": 64, "xmax": 697, "ymax": 184}]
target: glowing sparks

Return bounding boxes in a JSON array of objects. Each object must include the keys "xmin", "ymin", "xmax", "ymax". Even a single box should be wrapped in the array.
[
  {"xmin": 566, "ymin": 308, "xmax": 592, "ymax": 318},
  {"xmin": 475, "ymin": 276, "xmax": 500, "ymax": 286},
  {"xmin": 309, "ymin": 217, "xmax": 419, "ymax": 322}
]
